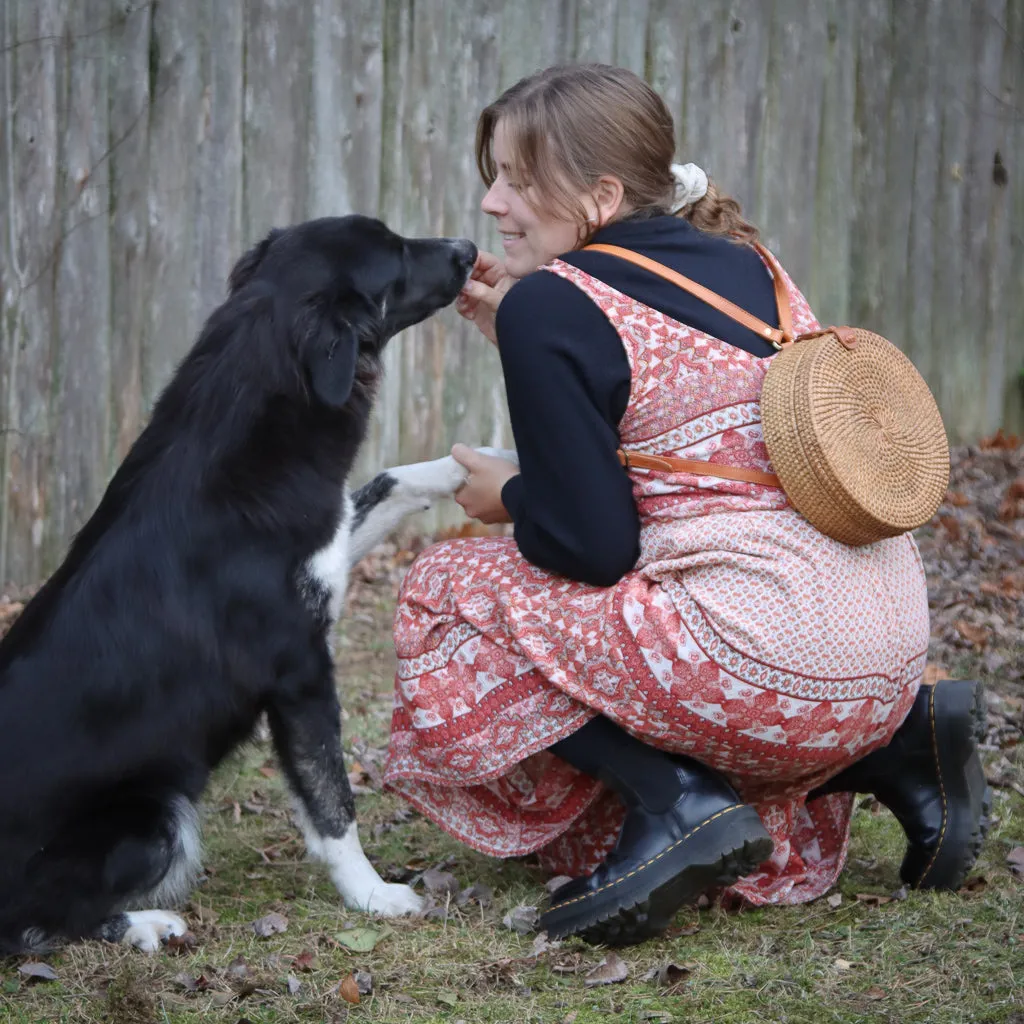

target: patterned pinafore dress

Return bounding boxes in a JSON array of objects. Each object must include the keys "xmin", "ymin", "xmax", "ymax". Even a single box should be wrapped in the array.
[{"xmin": 383, "ymin": 254, "xmax": 930, "ymax": 905}]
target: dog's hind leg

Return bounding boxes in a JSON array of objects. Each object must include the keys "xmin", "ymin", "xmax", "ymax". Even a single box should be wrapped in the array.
[
  {"xmin": 346, "ymin": 448, "xmax": 519, "ymax": 567},
  {"xmin": 267, "ymin": 649, "xmax": 424, "ymax": 917},
  {"xmin": 92, "ymin": 795, "xmax": 201, "ymax": 952}
]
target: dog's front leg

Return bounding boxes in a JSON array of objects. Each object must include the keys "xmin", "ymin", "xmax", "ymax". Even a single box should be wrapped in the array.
[
  {"xmin": 266, "ymin": 660, "xmax": 423, "ymax": 916},
  {"xmin": 347, "ymin": 448, "xmax": 519, "ymax": 568}
]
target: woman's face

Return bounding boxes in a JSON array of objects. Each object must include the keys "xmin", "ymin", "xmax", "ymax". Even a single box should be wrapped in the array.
[{"xmin": 479, "ymin": 121, "xmax": 591, "ymax": 279}]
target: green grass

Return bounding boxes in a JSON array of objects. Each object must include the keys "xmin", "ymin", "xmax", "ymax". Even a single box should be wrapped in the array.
[{"xmin": 2, "ymin": 583, "xmax": 1021, "ymax": 1024}]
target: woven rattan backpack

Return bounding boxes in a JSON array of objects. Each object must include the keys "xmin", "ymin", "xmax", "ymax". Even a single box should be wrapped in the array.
[{"xmin": 584, "ymin": 242, "xmax": 950, "ymax": 547}]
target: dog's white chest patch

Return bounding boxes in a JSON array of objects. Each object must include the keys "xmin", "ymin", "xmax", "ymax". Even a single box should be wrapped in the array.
[{"xmin": 304, "ymin": 489, "xmax": 353, "ymax": 624}]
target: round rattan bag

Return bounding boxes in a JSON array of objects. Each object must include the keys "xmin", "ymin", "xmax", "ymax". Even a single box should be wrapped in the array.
[
  {"xmin": 581, "ymin": 241, "xmax": 950, "ymax": 547},
  {"xmin": 760, "ymin": 326, "xmax": 950, "ymax": 546}
]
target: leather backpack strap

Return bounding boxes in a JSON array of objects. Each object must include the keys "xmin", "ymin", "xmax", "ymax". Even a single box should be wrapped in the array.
[
  {"xmin": 584, "ymin": 242, "xmax": 793, "ymax": 348},
  {"xmin": 617, "ymin": 449, "xmax": 781, "ymax": 488}
]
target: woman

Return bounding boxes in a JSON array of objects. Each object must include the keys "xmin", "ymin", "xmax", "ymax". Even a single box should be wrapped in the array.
[{"xmin": 382, "ymin": 64, "xmax": 988, "ymax": 946}]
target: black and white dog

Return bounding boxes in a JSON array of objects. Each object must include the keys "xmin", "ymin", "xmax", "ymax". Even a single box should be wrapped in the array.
[{"xmin": 0, "ymin": 216, "xmax": 514, "ymax": 955}]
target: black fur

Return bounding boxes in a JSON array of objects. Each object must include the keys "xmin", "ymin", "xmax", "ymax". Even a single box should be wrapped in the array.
[
  {"xmin": 351, "ymin": 473, "xmax": 397, "ymax": 530},
  {"xmin": 0, "ymin": 216, "xmax": 476, "ymax": 954}
]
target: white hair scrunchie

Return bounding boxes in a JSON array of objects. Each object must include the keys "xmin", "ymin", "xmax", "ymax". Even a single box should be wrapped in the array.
[{"xmin": 670, "ymin": 162, "xmax": 709, "ymax": 211}]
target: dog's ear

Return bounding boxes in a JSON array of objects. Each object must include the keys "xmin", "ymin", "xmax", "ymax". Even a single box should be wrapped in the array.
[
  {"xmin": 228, "ymin": 229, "xmax": 283, "ymax": 294},
  {"xmin": 297, "ymin": 293, "xmax": 375, "ymax": 410}
]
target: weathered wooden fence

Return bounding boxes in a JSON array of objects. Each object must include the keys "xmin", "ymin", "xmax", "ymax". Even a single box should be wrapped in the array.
[{"xmin": 1, "ymin": 0, "xmax": 1022, "ymax": 587}]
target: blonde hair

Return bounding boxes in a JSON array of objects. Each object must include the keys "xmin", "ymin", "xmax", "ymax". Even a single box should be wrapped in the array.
[{"xmin": 475, "ymin": 63, "xmax": 759, "ymax": 246}]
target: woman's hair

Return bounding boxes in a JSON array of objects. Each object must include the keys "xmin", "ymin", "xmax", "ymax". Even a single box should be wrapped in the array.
[{"xmin": 475, "ymin": 63, "xmax": 759, "ymax": 245}]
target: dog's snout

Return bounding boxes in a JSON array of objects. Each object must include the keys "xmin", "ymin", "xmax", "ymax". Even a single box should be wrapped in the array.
[{"xmin": 451, "ymin": 238, "xmax": 478, "ymax": 269}]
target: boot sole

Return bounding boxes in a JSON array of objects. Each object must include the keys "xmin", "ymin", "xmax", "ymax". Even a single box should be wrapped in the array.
[
  {"xmin": 907, "ymin": 679, "xmax": 991, "ymax": 891},
  {"xmin": 540, "ymin": 804, "xmax": 773, "ymax": 947}
]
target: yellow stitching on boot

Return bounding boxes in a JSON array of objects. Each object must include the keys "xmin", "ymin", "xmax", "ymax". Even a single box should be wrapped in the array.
[
  {"xmin": 919, "ymin": 683, "xmax": 948, "ymax": 885},
  {"xmin": 546, "ymin": 804, "xmax": 748, "ymax": 912}
]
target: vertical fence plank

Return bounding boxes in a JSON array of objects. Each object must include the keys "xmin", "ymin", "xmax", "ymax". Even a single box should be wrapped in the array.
[
  {"xmin": 49, "ymin": 0, "xmax": 112, "ymax": 553},
  {"xmin": 140, "ymin": 0, "xmax": 201, "ymax": 409},
  {"xmin": 242, "ymin": 0, "xmax": 315, "ymax": 243},
  {"xmin": 108, "ymin": 0, "xmax": 153, "ymax": 464},
  {"xmin": 191, "ymin": 1, "xmax": 245, "ymax": 329},
  {"xmin": 0, "ymin": 0, "xmax": 64, "ymax": 586}
]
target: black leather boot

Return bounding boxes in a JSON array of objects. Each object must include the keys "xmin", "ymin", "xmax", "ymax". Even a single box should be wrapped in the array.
[
  {"xmin": 540, "ymin": 716, "xmax": 773, "ymax": 946},
  {"xmin": 809, "ymin": 678, "xmax": 991, "ymax": 890}
]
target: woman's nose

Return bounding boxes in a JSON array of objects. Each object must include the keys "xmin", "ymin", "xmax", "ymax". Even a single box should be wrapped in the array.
[{"xmin": 481, "ymin": 182, "xmax": 506, "ymax": 216}]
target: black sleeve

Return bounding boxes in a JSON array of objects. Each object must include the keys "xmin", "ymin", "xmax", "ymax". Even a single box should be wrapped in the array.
[{"xmin": 495, "ymin": 270, "xmax": 640, "ymax": 587}]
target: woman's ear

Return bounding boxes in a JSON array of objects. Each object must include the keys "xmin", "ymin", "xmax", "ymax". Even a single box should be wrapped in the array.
[{"xmin": 588, "ymin": 175, "xmax": 627, "ymax": 228}]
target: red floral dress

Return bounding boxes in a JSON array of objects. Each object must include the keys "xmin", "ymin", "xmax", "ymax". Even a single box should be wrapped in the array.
[{"xmin": 383, "ymin": 255, "xmax": 930, "ymax": 905}]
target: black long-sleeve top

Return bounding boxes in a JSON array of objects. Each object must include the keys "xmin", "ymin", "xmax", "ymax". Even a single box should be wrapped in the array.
[{"xmin": 496, "ymin": 214, "xmax": 781, "ymax": 587}]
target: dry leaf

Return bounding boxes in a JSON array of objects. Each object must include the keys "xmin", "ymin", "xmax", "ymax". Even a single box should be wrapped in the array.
[
  {"xmin": 291, "ymin": 950, "xmax": 316, "ymax": 972},
  {"xmin": 854, "ymin": 893, "xmax": 892, "ymax": 907},
  {"xmin": 252, "ymin": 911, "xmax": 288, "ymax": 937},
  {"xmin": 960, "ymin": 875, "xmax": 988, "ymax": 893},
  {"xmin": 584, "ymin": 952, "xmax": 629, "ymax": 987},
  {"xmin": 921, "ymin": 663, "xmax": 947, "ymax": 686},
  {"xmin": 17, "ymin": 962, "xmax": 58, "ymax": 982},
  {"xmin": 954, "ymin": 620, "xmax": 991, "ymax": 648},
  {"xmin": 937, "ymin": 515, "xmax": 961, "ymax": 542},
  {"xmin": 834, "ymin": 958, "xmax": 854, "ymax": 971},
  {"xmin": 421, "ymin": 868, "xmax": 459, "ymax": 896},
  {"xmin": 338, "ymin": 974, "xmax": 361, "ymax": 1005},
  {"xmin": 456, "ymin": 882, "xmax": 494, "ymax": 908},
  {"xmin": 1006, "ymin": 847, "xmax": 1024, "ymax": 876},
  {"xmin": 865, "ymin": 986, "xmax": 887, "ymax": 1000},
  {"xmin": 999, "ymin": 478, "xmax": 1024, "ymax": 520},
  {"xmin": 165, "ymin": 931, "xmax": 197, "ymax": 955},
  {"xmin": 979, "ymin": 428, "xmax": 1020, "ymax": 451},
  {"xmin": 226, "ymin": 955, "xmax": 249, "ymax": 980},
  {"xmin": 826, "ymin": 892, "xmax": 843, "ymax": 909},
  {"xmin": 502, "ymin": 905, "xmax": 539, "ymax": 934},
  {"xmin": 531, "ymin": 931, "xmax": 555, "ymax": 957},
  {"xmin": 946, "ymin": 490, "xmax": 971, "ymax": 507},
  {"xmin": 643, "ymin": 961, "xmax": 692, "ymax": 990}
]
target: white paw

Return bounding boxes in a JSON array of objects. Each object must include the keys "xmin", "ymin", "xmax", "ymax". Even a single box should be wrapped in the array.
[
  {"xmin": 392, "ymin": 455, "xmax": 468, "ymax": 500},
  {"xmin": 362, "ymin": 883, "xmax": 426, "ymax": 917},
  {"xmin": 122, "ymin": 910, "xmax": 187, "ymax": 954}
]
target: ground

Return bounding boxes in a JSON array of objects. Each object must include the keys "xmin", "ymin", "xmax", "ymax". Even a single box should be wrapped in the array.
[{"xmin": 0, "ymin": 441, "xmax": 1022, "ymax": 1024}]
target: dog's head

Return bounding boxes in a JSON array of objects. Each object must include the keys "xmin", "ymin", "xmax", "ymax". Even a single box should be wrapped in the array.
[{"xmin": 226, "ymin": 216, "xmax": 477, "ymax": 409}]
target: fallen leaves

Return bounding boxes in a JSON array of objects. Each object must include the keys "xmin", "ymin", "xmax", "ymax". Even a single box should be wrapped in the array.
[
  {"xmin": 333, "ymin": 926, "xmax": 384, "ymax": 952},
  {"xmin": 502, "ymin": 904, "xmax": 539, "ymax": 934},
  {"xmin": 955, "ymin": 619, "xmax": 992, "ymax": 649},
  {"xmin": 584, "ymin": 952, "xmax": 629, "ymax": 987},
  {"xmin": 337, "ymin": 974, "xmax": 361, "ymax": 1004},
  {"xmin": 999, "ymin": 477, "xmax": 1024, "ymax": 520},
  {"xmin": 251, "ymin": 912, "xmax": 288, "ymax": 938},
  {"xmin": 17, "ymin": 962, "xmax": 58, "ymax": 983},
  {"xmin": 643, "ymin": 961, "xmax": 692, "ymax": 992},
  {"xmin": 1007, "ymin": 847, "xmax": 1024, "ymax": 876}
]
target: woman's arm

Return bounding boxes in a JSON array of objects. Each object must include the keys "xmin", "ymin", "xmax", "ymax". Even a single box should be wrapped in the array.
[{"xmin": 494, "ymin": 270, "xmax": 639, "ymax": 587}]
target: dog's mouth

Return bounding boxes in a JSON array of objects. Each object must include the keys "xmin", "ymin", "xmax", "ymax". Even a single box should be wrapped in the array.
[{"xmin": 381, "ymin": 237, "xmax": 478, "ymax": 339}]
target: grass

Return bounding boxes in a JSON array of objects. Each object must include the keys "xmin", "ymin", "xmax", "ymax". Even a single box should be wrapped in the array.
[{"xmin": 1, "ymin": 581, "xmax": 1022, "ymax": 1024}]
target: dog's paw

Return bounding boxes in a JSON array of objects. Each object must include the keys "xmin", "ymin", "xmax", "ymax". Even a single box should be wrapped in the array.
[
  {"xmin": 363, "ymin": 883, "xmax": 426, "ymax": 917},
  {"xmin": 391, "ymin": 456, "xmax": 468, "ymax": 500},
  {"xmin": 122, "ymin": 910, "xmax": 188, "ymax": 954}
]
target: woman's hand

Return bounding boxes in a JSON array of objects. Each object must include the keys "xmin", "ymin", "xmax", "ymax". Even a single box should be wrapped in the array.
[
  {"xmin": 451, "ymin": 443, "xmax": 518, "ymax": 524},
  {"xmin": 455, "ymin": 251, "xmax": 516, "ymax": 346}
]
